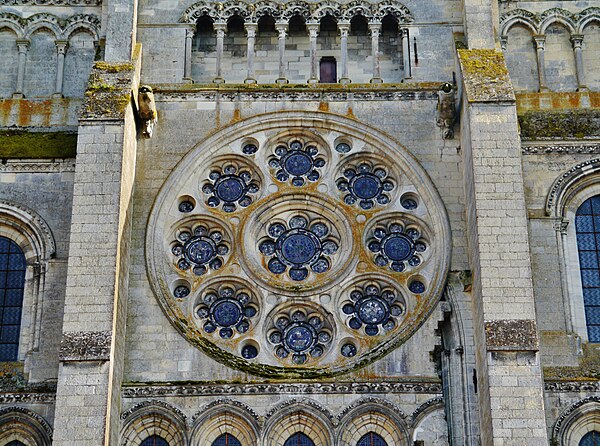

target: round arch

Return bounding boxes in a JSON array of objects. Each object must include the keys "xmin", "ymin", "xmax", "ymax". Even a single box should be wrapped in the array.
[
  {"xmin": 263, "ymin": 400, "xmax": 335, "ymax": 446},
  {"xmin": 0, "ymin": 407, "xmax": 52, "ymax": 446},
  {"xmin": 190, "ymin": 399, "xmax": 260, "ymax": 446},
  {"xmin": 554, "ymin": 397, "xmax": 600, "ymax": 445},
  {"xmin": 120, "ymin": 400, "xmax": 187, "ymax": 446}
]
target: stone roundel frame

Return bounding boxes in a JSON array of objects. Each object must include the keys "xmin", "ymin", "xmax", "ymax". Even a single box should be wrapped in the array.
[{"xmin": 146, "ymin": 111, "xmax": 451, "ymax": 378}]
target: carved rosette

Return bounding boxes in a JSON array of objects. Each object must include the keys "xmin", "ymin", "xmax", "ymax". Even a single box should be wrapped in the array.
[{"xmin": 146, "ymin": 111, "xmax": 450, "ymax": 378}]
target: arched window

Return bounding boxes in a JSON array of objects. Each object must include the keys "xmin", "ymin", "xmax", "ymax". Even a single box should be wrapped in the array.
[
  {"xmin": 283, "ymin": 432, "xmax": 315, "ymax": 446},
  {"xmin": 0, "ymin": 236, "xmax": 26, "ymax": 361},
  {"xmin": 212, "ymin": 433, "xmax": 242, "ymax": 446},
  {"xmin": 580, "ymin": 431, "xmax": 600, "ymax": 446},
  {"xmin": 7, "ymin": 441, "xmax": 26, "ymax": 446},
  {"xmin": 140, "ymin": 435, "xmax": 169, "ymax": 446},
  {"xmin": 357, "ymin": 432, "xmax": 388, "ymax": 446},
  {"xmin": 575, "ymin": 196, "xmax": 600, "ymax": 342}
]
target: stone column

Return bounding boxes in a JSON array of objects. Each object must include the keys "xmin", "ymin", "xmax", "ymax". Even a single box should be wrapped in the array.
[
  {"xmin": 458, "ymin": 49, "xmax": 549, "ymax": 446},
  {"xmin": 307, "ymin": 22, "xmax": 319, "ymax": 84},
  {"xmin": 275, "ymin": 22, "xmax": 288, "ymax": 84},
  {"xmin": 338, "ymin": 21, "xmax": 350, "ymax": 84},
  {"xmin": 571, "ymin": 34, "xmax": 588, "ymax": 91},
  {"xmin": 400, "ymin": 28, "xmax": 411, "ymax": 80},
  {"xmin": 244, "ymin": 22, "xmax": 258, "ymax": 84},
  {"xmin": 183, "ymin": 25, "xmax": 195, "ymax": 83},
  {"xmin": 369, "ymin": 22, "xmax": 382, "ymax": 83},
  {"xmin": 533, "ymin": 35, "xmax": 548, "ymax": 92},
  {"xmin": 13, "ymin": 40, "xmax": 29, "ymax": 98},
  {"xmin": 500, "ymin": 35, "xmax": 508, "ymax": 51},
  {"xmin": 54, "ymin": 41, "xmax": 68, "ymax": 98},
  {"xmin": 213, "ymin": 21, "xmax": 227, "ymax": 84}
]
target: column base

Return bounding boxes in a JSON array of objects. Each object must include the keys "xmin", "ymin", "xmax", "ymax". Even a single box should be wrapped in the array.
[
  {"xmin": 307, "ymin": 78, "xmax": 319, "ymax": 85},
  {"xmin": 577, "ymin": 85, "xmax": 589, "ymax": 92},
  {"xmin": 275, "ymin": 78, "xmax": 289, "ymax": 84},
  {"xmin": 244, "ymin": 78, "xmax": 257, "ymax": 84},
  {"xmin": 182, "ymin": 77, "xmax": 194, "ymax": 84},
  {"xmin": 370, "ymin": 77, "xmax": 384, "ymax": 84},
  {"xmin": 212, "ymin": 77, "xmax": 226, "ymax": 84},
  {"xmin": 52, "ymin": 93, "xmax": 63, "ymax": 99},
  {"xmin": 339, "ymin": 77, "xmax": 351, "ymax": 85},
  {"xmin": 12, "ymin": 93, "xmax": 24, "ymax": 99},
  {"xmin": 538, "ymin": 86, "xmax": 549, "ymax": 92}
]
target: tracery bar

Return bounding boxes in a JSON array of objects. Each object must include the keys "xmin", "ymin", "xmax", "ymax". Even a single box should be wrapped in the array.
[
  {"xmin": 214, "ymin": 21, "xmax": 227, "ymax": 83},
  {"xmin": 571, "ymin": 34, "xmax": 587, "ymax": 91},
  {"xmin": 533, "ymin": 35, "xmax": 548, "ymax": 91},
  {"xmin": 338, "ymin": 21, "xmax": 351, "ymax": 84},
  {"xmin": 275, "ymin": 21, "xmax": 288, "ymax": 83},
  {"xmin": 245, "ymin": 22, "xmax": 258, "ymax": 83},
  {"xmin": 369, "ymin": 22, "xmax": 383, "ymax": 83},
  {"xmin": 307, "ymin": 22, "xmax": 319, "ymax": 84},
  {"xmin": 54, "ymin": 41, "xmax": 68, "ymax": 97},
  {"xmin": 14, "ymin": 40, "xmax": 29, "ymax": 98}
]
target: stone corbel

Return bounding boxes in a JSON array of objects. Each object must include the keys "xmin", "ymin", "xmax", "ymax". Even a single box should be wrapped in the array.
[
  {"xmin": 137, "ymin": 85, "xmax": 158, "ymax": 138},
  {"xmin": 436, "ymin": 82, "xmax": 456, "ymax": 139}
]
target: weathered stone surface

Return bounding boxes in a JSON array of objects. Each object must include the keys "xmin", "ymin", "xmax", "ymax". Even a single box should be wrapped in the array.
[
  {"xmin": 485, "ymin": 320, "xmax": 539, "ymax": 351},
  {"xmin": 59, "ymin": 331, "xmax": 112, "ymax": 361}
]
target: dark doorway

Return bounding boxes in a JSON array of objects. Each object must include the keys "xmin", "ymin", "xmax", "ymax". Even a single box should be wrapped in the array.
[{"xmin": 320, "ymin": 57, "xmax": 337, "ymax": 83}]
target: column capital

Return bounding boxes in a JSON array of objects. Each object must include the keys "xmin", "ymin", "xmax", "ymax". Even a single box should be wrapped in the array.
[
  {"xmin": 500, "ymin": 35, "xmax": 508, "ymax": 51},
  {"xmin": 338, "ymin": 21, "xmax": 350, "ymax": 35},
  {"xmin": 368, "ymin": 22, "xmax": 381, "ymax": 36},
  {"xmin": 400, "ymin": 27, "xmax": 409, "ymax": 38},
  {"xmin": 275, "ymin": 22, "xmax": 288, "ymax": 35},
  {"xmin": 55, "ymin": 40, "xmax": 69, "ymax": 54},
  {"xmin": 185, "ymin": 25, "xmax": 196, "ymax": 39},
  {"xmin": 571, "ymin": 34, "xmax": 584, "ymax": 47},
  {"xmin": 16, "ymin": 39, "xmax": 30, "ymax": 52},
  {"xmin": 245, "ymin": 22, "xmax": 258, "ymax": 37},
  {"xmin": 214, "ymin": 21, "xmax": 227, "ymax": 35},
  {"xmin": 306, "ymin": 22, "xmax": 319, "ymax": 37},
  {"xmin": 533, "ymin": 34, "xmax": 546, "ymax": 49}
]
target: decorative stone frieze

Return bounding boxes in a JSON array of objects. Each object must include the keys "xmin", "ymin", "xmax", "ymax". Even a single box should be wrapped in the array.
[
  {"xmin": 337, "ymin": 396, "xmax": 408, "ymax": 421},
  {"xmin": 545, "ymin": 158, "xmax": 600, "ymax": 217},
  {"xmin": 500, "ymin": 7, "xmax": 600, "ymax": 36},
  {"xmin": 522, "ymin": 143, "xmax": 600, "ymax": 155},
  {"xmin": 59, "ymin": 330, "xmax": 111, "ymax": 361},
  {"xmin": 122, "ymin": 380, "xmax": 443, "ymax": 397},
  {"xmin": 0, "ymin": 12, "xmax": 100, "ymax": 40},
  {"xmin": 545, "ymin": 381, "xmax": 600, "ymax": 392},
  {"xmin": 0, "ymin": 160, "xmax": 75, "ymax": 173},
  {"xmin": 484, "ymin": 319, "xmax": 539, "ymax": 351},
  {"xmin": 0, "ymin": 0, "xmax": 100, "ymax": 4},
  {"xmin": 0, "ymin": 393, "xmax": 56, "ymax": 403},
  {"xmin": 410, "ymin": 396, "xmax": 444, "ymax": 424}
]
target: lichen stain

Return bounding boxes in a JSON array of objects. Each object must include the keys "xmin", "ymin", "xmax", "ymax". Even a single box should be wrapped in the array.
[
  {"xmin": 0, "ymin": 100, "xmax": 13, "ymax": 125},
  {"xmin": 318, "ymin": 101, "xmax": 329, "ymax": 112}
]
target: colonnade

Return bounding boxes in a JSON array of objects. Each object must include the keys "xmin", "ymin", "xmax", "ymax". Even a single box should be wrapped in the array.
[{"xmin": 183, "ymin": 17, "xmax": 412, "ymax": 84}]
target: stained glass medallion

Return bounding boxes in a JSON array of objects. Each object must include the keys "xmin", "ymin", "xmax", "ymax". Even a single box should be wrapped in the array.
[{"xmin": 147, "ymin": 113, "xmax": 450, "ymax": 377}]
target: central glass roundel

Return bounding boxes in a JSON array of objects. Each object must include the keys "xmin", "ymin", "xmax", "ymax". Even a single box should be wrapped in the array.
[
  {"xmin": 357, "ymin": 297, "xmax": 388, "ymax": 324},
  {"xmin": 351, "ymin": 174, "xmax": 382, "ymax": 199},
  {"xmin": 215, "ymin": 176, "xmax": 246, "ymax": 202},
  {"xmin": 382, "ymin": 234, "xmax": 413, "ymax": 261},
  {"xmin": 212, "ymin": 300, "xmax": 242, "ymax": 327},
  {"xmin": 279, "ymin": 230, "xmax": 320, "ymax": 265},
  {"xmin": 185, "ymin": 237, "xmax": 216, "ymax": 264},
  {"xmin": 284, "ymin": 324, "xmax": 315, "ymax": 352},
  {"xmin": 284, "ymin": 152, "xmax": 313, "ymax": 176}
]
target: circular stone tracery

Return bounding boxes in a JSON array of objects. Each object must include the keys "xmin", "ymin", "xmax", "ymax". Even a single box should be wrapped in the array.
[
  {"xmin": 202, "ymin": 165, "xmax": 259, "ymax": 212},
  {"xmin": 146, "ymin": 112, "xmax": 451, "ymax": 377},
  {"xmin": 259, "ymin": 216, "xmax": 338, "ymax": 281}
]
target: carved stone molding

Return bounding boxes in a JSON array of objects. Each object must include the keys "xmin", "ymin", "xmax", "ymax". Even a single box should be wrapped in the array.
[
  {"xmin": 192, "ymin": 399, "xmax": 260, "ymax": 424},
  {"xmin": 0, "ymin": 406, "xmax": 53, "ymax": 441},
  {"xmin": 0, "ymin": 392, "xmax": 56, "ymax": 403},
  {"xmin": 264, "ymin": 398, "xmax": 335, "ymax": 424},
  {"xmin": 545, "ymin": 158, "xmax": 600, "ymax": 217},
  {"xmin": 122, "ymin": 381, "xmax": 443, "ymax": 397},
  {"xmin": 552, "ymin": 395, "xmax": 600, "ymax": 437},
  {"xmin": 410, "ymin": 396, "xmax": 444, "ymax": 424},
  {"xmin": 337, "ymin": 396, "xmax": 408, "ymax": 421},
  {"xmin": 500, "ymin": 7, "xmax": 600, "ymax": 35},
  {"xmin": 522, "ymin": 143, "xmax": 600, "ymax": 155},
  {"xmin": 0, "ymin": 159, "xmax": 75, "ymax": 173},
  {"xmin": 0, "ymin": 0, "xmax": 100, "ymax": 4},
  {"xmin": 120, "ymin": 399, "xmax": 187, "ymax": 422},
  {"xmin": 0, "ymin": 11, "xmax": 100, "ymax": 40},
  {"xmin": 545, "ymin": 381, "xmax": 600, "ymax": 392},
  {"xmin": 59, "ymin": 330, "xmax": 111, "ymax": 361},
  {"xmin": 180, "ymin": 0, "xmax": 413, "ymax": 25},
  {"xmin": 485, "ymin": 319, "xmax": 539, "ymax": 351}
]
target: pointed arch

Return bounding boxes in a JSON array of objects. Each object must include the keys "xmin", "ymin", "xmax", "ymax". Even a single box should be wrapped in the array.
[
  {"xmin": 0, "ymin": 407, "xmax": 52, "ymax": 446},
  {"xmin": 120, "ymin": 400, "xmax": 187, "ymax": 446}
]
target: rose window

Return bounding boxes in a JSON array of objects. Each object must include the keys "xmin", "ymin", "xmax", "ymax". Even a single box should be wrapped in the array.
[
  {"xmin": 367, "ymin": 222, "xmax": 427, "ymax": 273},
  {"xmin": 147, "ymin": 112, "xmax": 450, "ymax": 378},
  {"xmin": 336, "ymin": 162, "xmax": 395, "ymax": 210},
  {"xmin": 202, "ymin": 165, "xmax": 260, "ymax": 212},
  {"xmin": 259, "ymin": 215, "xmax": 338, "ymax": 281},
  {"xmin": 269, "ymin": 140, "xmax": 325, "ymax": 186}
]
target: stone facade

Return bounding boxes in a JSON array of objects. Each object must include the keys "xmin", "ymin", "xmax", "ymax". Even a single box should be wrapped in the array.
[{"xmin": 0, "ymin": 0, "xmax": 599, "ymax": 445}]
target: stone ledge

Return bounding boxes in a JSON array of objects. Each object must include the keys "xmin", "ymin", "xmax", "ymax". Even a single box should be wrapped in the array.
[
  {"xmin": 59, "ymin": 330, "xmax": 111, "ymax": 362},
  {"xmin": 485, "ymin": 319, "xmax": 539, "ymax": 351},
  {"xmin": 457, "ymin": 49, "xmax": 514, "ymax": 103}
]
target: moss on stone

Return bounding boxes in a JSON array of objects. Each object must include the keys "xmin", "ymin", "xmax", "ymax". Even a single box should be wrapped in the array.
[
  {"xmin": 544, "ymin": 344, "xmax": 600, "ymax": 381},
  {"xmin": 0, "ymin": 130, "xmax": 77, "ymax": 158},
  {"xmin": 519, "ymin": 109, "xmax": 600, "ymax": 140},
  {"xmin": 93, "ymin": 61, "xmax": 134, "ymax": 73},
  {"xmin": 82, "ymin": 60, "xmax": 134, "ymax": 120},
  {"xmin": 457, "ymin": 49, "xmax": 514, "ymax": 103}
]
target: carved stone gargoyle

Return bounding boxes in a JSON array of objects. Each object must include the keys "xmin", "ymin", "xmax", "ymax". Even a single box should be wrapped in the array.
[
  {"xmin": 138, "ymin": 85, "xmax": 158, "ymax": 138},
  {"xmin": 436, "ymin": 82, "xmax": 456, "ymax": 139}
]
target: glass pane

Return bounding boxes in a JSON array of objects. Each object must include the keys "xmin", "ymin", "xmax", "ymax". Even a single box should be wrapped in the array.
[
  {"xmin": 584, "ymin": 288, "xmax": 600, "ymax": 306},
  {"xmin": 577, "ymin": 233, "xmax": 596, "ymax": 251},
  {"xmin": 357, "ymin": 432, "xmax": 388, "ymax": 446},
  {"xmin": 580, "ymin": 430, "xmax": 600, "ymax": 446},
  {"xmin": 577, "ymin": 199, "xmax": 593, "ymax": 215},
  {"xmin": 576, "ymin": 215, "xmax": 595, "ymax": 232},
  {"xmin": 581, "ymin": 270, "xmax": 600, "ymax": 288},
  {"xmin": 580, "ymin": 251, "xmax": 599, "ymax": 269},
  {"xmin": 140, "ymin": 435, "xmax": 169, "ymax": 446},
  {"xmin": 212, "ymin": 433, "xmax": 242, "ymax": 446},
  {"xmin": 0, "ymin": 237, "xmax": 25, "ymax": 361},
  {"xmin": 284, "ymin": 433, "xmax": 316, "ymax": 446}
]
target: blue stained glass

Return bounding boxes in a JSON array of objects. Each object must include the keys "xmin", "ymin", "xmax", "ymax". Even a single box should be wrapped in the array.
[
  {"xmin": 6, "ymin": 272, "xmax": 24, "ymax": 288},
  {"xmin": 0, "ymin": 238, "xmax": 9, "ymax": 252},
  {"xmin": 284, "ymin": 325, "xmax": 315, "ymax": 352},
  {"xmin": 382, "ymin": 235, "xmax": 413, "ymax": 261},
  {"xmin": 7, "ymin": 254, "xmax": 25, "ymax": 270},
  {"xmin": 580, "ymin": 251, "xmax": 599, "ymax": 269},
  {"xmin": 352, "ymin": 175, "xmax": 381, "ymax": 199},
  {"xmin": 284, "ymin": 152, "xmax": 313, "ymax": 176},
  {"xmin": 7, "ymin": 441, "xmax": 27, "ymax": 446},
  {"xmin": 576, "ymin": 215, "xmax": 595, "ymax": 232},
  {"xmin": 284, "ymin": 433, "xmax": 315, "ymax": 446},
  {"xmin": 212, "ymin": 300, "xmax": 242, "ymax": 327},
  {"xmin": 1, "ymin": 326, "xmax": 19, "ymax": 343},
  {"xmin": 588, "ymin": 325, "xmax": 600, "ymax": 343},
  {"xmin": 584, "ymin": 288, "xmax": 600, "ymax": 305},
  {"xmin": 582, "ymin": 270, "xmax": 600, "ymax": 287},
  {"xmin": 0, "ymin": 237, "xmax": 25, "ymax": 362},
  {"xmin": 212, "ymin": 434, "xmax": 242, "ymax": 446},
  {"xmin": 578, "ymin": 199, "xmax": 593, "ymax": 215},
  {"xmin": 592, "ymin": 196, "xmax": 600, "ymax": 214},
  {"xmin": 140, "ymin": 435, "xmax": 169, "ymax": 446},
  {"xmin": 580, "ymin": 431, "xmax": 600, "ymax": 446},
  {"xmin": 280, "ymin": 233, "xmax": 318, "ymax": 265},
  {"xmin": 2, "ymin": 308, "xmax": 21, "ymax": 325},
  {"xmin": 594, "ymin": 215, "xmax": 600, "ymax": 232},
  {"xmin": 185, "ymin": 237, "xmax": 216, "ymax": 265},
  {"xmin": 585, "ymin": 306, "xmax": 600, "ymax": 325},
  {"xmin": 215, "ymin": 176, "xmax": 246, "ymax": 202},
  {"xmin": 577, "ymin": 233, "xmax": 597, "ymax": 251},
  {"xmin": 357, "ymin": 432, "xmax": 388, "ymax": 446},
  {"xmin": 357, "ymin": 298, "xmax": 388, "ymax": 324}
]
